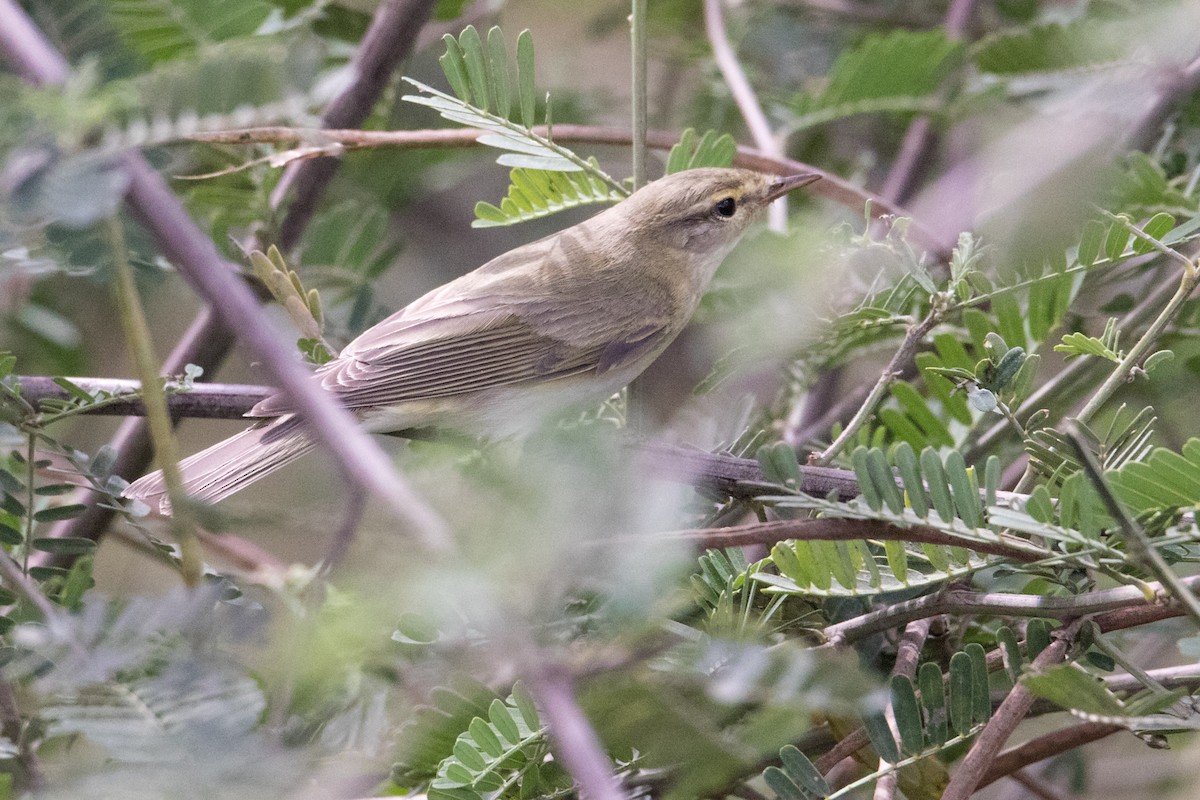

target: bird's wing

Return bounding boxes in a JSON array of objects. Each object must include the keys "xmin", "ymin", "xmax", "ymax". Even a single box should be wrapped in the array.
[
  {"xmin": 250, "ymin": 228, "xmax": 678, "ymax": 417},
  {"xmin": 251, "ymin": 302, "xmax": 671, "ymax": 415}
]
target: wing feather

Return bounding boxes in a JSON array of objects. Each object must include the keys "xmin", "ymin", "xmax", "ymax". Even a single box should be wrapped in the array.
[{"xmin": 250, "ymin": 226, "xmax": 680, "ymax": 418}]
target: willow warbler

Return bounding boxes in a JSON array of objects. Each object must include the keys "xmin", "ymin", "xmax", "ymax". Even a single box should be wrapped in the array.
[{"xmin": 124, "ymin": 167, "xmax": 818, "ymax": 512}]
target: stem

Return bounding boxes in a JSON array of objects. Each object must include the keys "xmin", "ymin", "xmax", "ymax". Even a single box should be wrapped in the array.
[
  {"xmin": 816, "ymin": 309, "xmax": 941, "ymax": 465},
  {"xmin": 975, "ymin": 722, "xmax": 1122, "ymax": 791},
  {"xmin": 1075, "ymin": 237, "xmax": 1199, "ymax": 426},
  {"xmin": 106, "ymin": 217, "xmax": 205, "ymax": 587},
  {"xmin": 1075, "ymin": 268, "xmax": 1198, "ymax": 425},
  {"xmin": 1067, "ymin": 425, "xmax": 1200, "ymax": 627},
  {"xmin": 940, "ymin": 619, "xmax": 1083, "ymax": 800},
  {"xmin": 821, "ymin": 578, "xmax": 1200, "ymax": 647},
  {"xmin": 527, "ymin": 667, "xmax": 623, "ymax": 800},
  {"xmin": 704, "ymin": 0, "xmax": 787, "ymax": 231},
  {"xmin": 22, "ymin": 433, "xmax": 33, "ymax": 577},
  {"xmin": 630, "ymin": 0, "xmax": 648, "ymax": 190}
]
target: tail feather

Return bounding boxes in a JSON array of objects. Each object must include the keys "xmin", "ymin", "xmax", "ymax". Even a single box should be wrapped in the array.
[{"xmin": 123, "ymin": 416, "xmax": 314, "ymax": 514}]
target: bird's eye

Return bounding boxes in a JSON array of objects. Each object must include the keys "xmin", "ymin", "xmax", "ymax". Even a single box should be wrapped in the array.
[{"xmin": 714, "ymin": 197, "xmax": 737, "ymax": 217}]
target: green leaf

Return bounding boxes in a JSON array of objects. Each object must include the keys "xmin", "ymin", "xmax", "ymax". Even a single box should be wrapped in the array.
[
  {"xmin": 1077, "ymin": 219, "xmax": 1105, "ymax": 266},
  {"xmin": 920, "ymin": 448, "xmax": 955, "ymax": 523},
  {"xmin": 516, "ymin": 30, "xmax": 536, "ymax": 128},
  {"xmin": 944, "ymin": 451, "xmax": 981, "ymax": 528},
  {"xmin": 1132, "ymin": 212, "xmax": 1175, "ymax": 254},
  {"xmin": 488, "ymin": 699, "xmax": 520, "ymax": 745},
  {"xmin": 863, "ymin": 710, "xmax": 899, "ymax": 764},
  {"xmin": 106, "ymin": 0, "xmax": 272, "ymax": 63},
  {"xmin": 890, "ymin": 675, "xmax": 924, "ymax": 755},
  {"xmin": 998, "ymin": 626, "xmax": 1022, "ymax": 682},
  {"xmin": 866, "ymin": 448, "xmax": 904, "ymax": 515},
  {"xmin": 1055, "ymin": 331, "xmax": 1121, "ymax": 362},
  {"xmin": 892, "ymin": 442, "xmax": 929, "ymax": 518},
  {"xmin": 974, "ymin": 22, "xmax": 1119, "ymax": 74},
  {"xmin": 778, "ymin": 745, "xmax": 830, "ymax": 796},
  {"xmin": 763, "ymin": 766, "xmax": 806, "ymax": 800},
  {"xmin": 468, "ymin": 716, "xmax": 503, "ymax": 756},
  {"xmin": 471, "ymin": 166, "xmax": 624, "ymax": 227},
  {"xmin": 486, "ymin": 27, "xmax": 511, "ymax": 120},
  {"xmin": 665, "ymin": 128, "xmax": 737, "ymax": 173},
  {"xmin": 1027, "ymin": 619, "xmax": 1051, "ymax": 660},
  {"xmin": 948, "ymin": 651, "xmax": 974, "ymax": 737},
  {"xmin": 32, "ymin": 504, "xmax": 88, "ymax": 522},
  {"xmin": 791, "ymin": 30, "xmax": 962, "ymax": 131},
  {"xmin": 439, "ymin": 34, "xmax": 472, "ymax": 102},
  {"xmin": 965, "ymin": 643, "xmax": 990, "ymax": 723},
  {"xmin": 0, "ymin": 522, "xmax": 22, "ymax": 546},
  {"xmin": 919, "ymin": 662, "xmax": 947, "ymax": 746},
  {"xmin": 32, "ymin": 537, "xmax": 97, "ymax": 555},
  {"xmin": 458, "ymin": 26, "xmax": 490, "ymax": 113},
  {"xmin": 1021, "ymin": 663, "xmax": 1126, "ymax": 716}
]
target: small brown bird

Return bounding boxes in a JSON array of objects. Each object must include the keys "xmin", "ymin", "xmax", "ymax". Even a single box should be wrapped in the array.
[{"xmin": 124, "ymin": 167, "xmax": 819, "ymax": 512}]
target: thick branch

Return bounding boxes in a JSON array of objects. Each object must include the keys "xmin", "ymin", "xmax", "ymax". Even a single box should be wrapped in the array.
[
  {"xmin": 0, "ymin": 0, "xmax": 440, "ymax": 559},
  {"xmin": 121, "ymin": 156, "xmax": 450, "ymax": 549},
  {"xmin": 11, "ymin": 375, "xmax": 864, "ymax": 500}
]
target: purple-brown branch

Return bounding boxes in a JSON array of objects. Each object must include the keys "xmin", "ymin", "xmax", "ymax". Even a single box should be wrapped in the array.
[{"xmin": 0, "ymin": 0, "xmax": 441, "ymax": 559}]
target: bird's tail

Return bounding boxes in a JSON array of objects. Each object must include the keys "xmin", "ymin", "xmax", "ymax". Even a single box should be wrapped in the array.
[{"xmin": 122, "ymin": 416, "xmax": 314, "ymax": 515}]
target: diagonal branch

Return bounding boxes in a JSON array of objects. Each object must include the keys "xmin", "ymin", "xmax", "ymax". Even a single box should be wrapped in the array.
[
  {"xmin": 940, "ymin": 619, "xmax": 1083, "ymax": 800},
  {"xmin": 2, "ymin": 0, "xmax": 441, "ymax": 560}
]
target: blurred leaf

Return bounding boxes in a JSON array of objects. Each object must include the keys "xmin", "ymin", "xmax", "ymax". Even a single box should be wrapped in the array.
[{"xmin": 106, "ymin": 0, "xmax": 272, "ymax": 63}]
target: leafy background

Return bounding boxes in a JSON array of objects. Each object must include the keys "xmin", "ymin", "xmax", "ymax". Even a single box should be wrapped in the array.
[{"xmin": 3, "ymin": 0, "xmax": 1200, "ymax": 798}]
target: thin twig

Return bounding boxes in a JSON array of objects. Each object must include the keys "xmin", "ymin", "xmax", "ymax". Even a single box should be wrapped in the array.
[
  {"xmin": 704, "ymin": 0, "xmax": 787, "ymax": 230},
  {"xmin": 11, "ymin": 376, "xmax": 871, "ymax": 499},
  {"xmin": 630, "ymin": 0, "xmax": 648, "ymax": 190},
  {"xmin": 1067, "ymin": 425, "xmax": 1200, "ymax": 626},
  {"xmin": 1074, "ymin": 243, "xmax": 1199, "ymax": 426},
  {"xmin": 274, "ymin": 0, "xmax": 439, "ymax": 250},
  {"xmin": 940, "ymin": 618, "xmax": 1083, "ymax": 800},
  {"xmin": 185, "ymin": 125, "xmax": 932, "ymax": 241},
  {"xmin": 1007, "ymin": 770, "xmax": 1075, "ymax": 800},
  {"xmin": 815, "ymin": 309, "xmax": 941, "ymax": 465}
]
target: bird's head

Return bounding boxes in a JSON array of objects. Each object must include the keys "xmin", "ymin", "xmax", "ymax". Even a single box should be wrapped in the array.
[{"xmin": 615, "ymin": 167, "xmax": 820, "ymax": 277}]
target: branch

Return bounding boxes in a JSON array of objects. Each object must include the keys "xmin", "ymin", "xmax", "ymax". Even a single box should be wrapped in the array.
[
  {"xmin": 652, "ymin": 517, "xmax": 1044, "ymax": 563},
  {"xmin": 821, "ymin": 579, "xmax": 1197, "ymax": 647},
  {"xmin": 274, "ymin": 0, "xmax": 439, "ymax": 250},
  {"xmin": 814, "ymin": 308, "xmax": 941, "ymax": 465},
  {"xmin": 526, "ymin": 667, "xmax": 623, "ymax": 800},
  {"xmin": 186, "ymin": 125, "xmax": 937, "ymax": 246},
  {"xmin": 11, "ymin": 375, "xmax": 869, "ymax": 500},
  {"xmin": 2, "ymin": 0, "xmax": 440, "ymax": 560},
  {"xmin": 940, "ymin": 618, "xmax": 1083, "ymax": 800},
  {"xmin": 976, "ymin": 721, "xmax": 1123, "ymax": 791},
  {"xmin": 705, "ymin": 0, "xmax": 787, "ymax": 230}
]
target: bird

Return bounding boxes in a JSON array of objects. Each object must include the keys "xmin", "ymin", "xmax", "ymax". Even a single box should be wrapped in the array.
[{"xmin": 124, "ymin": 167, "xmax": 820, "ymax": 513}]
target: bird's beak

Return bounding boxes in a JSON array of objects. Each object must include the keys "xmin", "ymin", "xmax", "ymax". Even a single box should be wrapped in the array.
[{"xmin": 765, "ymin": 172, "xmax": 821, "ymax": 203}]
